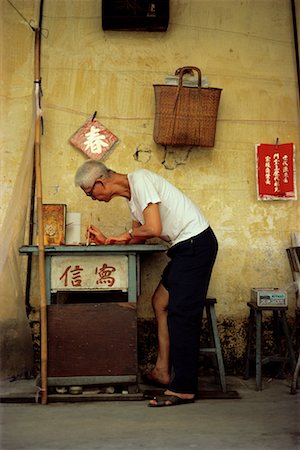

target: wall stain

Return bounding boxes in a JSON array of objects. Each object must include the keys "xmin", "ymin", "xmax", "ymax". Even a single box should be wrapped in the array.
[
  {"xmin": 162, "ymin": 146, "xmax": 192, "ymax": 170},
  {"xmin": 28, "ymin": 313, "xmax": 299, "ymax": 378},
  {"xmin": 138, "ymin": 316, "xmax": 298, "ymax": 378},
  {"xmin": 133, "ymin": 145, "xmax": 151, "ymax": 163}
]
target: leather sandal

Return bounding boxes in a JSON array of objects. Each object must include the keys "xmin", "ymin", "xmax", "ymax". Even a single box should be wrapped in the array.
[{"xmin": 148, "ymin": 394, "xmax": 195, "ymax": 407}]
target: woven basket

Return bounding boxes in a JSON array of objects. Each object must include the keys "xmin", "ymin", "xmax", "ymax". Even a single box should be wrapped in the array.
[{"xmin": 153, "ymin": 66, "xmax": 222, "ymax": 147}]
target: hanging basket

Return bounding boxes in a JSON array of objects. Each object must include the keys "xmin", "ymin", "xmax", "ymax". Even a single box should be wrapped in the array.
[{"xmin": 153, "ymin": 66, "xmax": 222, "ymax": 147}]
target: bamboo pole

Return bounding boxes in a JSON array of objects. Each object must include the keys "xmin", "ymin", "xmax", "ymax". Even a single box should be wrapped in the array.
[
  {"xmin": 34, "ymin": 0, "xmax": 47, "ymax": 405},
  {"xmin": 291, "ymin": 0, "xmax": 300, "ymax": 98},
  {"xmin": 25, "ymin": 168, "xmax": 36, "ymax": 317}
]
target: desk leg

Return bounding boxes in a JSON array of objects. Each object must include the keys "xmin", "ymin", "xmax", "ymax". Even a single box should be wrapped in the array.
[
  {"xmin": 128, "ymin": 254, "xmax": 137, "ymax": 303},
  {"xmin": 244, "ymin": 308, "xmax": 255, "ymax": 380},
  {"xmin": 255, "ymin": 309, "xmax": 262, "ymax": 391},
  {"xmin": 45, "ymin": 256, "xmax": 52, "ymax": 305},
  {"xmin": 280, "ymin": 311, "xmax": 296, "ymax": 371}
]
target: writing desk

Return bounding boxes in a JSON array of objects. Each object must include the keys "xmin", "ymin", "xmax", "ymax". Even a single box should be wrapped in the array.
[
  {"xmin": 19, "ymin": 244, "xmax": 167, "ymax": 303},
  {"xmin": 19, "ymin": 244, "xmax": 167, "ymax": 391}
]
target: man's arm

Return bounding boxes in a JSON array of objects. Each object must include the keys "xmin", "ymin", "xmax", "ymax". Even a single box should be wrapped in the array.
[{"xmin": 105, "ymin": 203, "xmax": 162, "ymax": 244}]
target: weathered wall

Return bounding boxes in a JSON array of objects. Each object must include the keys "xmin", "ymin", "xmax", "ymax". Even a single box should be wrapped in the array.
[
  {"xmin": 1, "ymin": 0, "xmax": 299, "ymax": 376},
  {"xmin": 0, "ymin": 0, "xmax": 36, "ymax": 378}
]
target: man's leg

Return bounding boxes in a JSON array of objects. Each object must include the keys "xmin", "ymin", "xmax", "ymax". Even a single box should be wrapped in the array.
[
  {"xmin": 148, "ymin": 281, "xmax": 171, "ymax": 385},
  {"xmin": 148, "ymin": 281, "xmax": 195, "ymax": 406}
]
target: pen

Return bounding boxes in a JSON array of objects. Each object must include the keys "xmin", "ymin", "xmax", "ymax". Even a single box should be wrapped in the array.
[{"xmin": 86, "ymin": 223, "xmax": 90, "ymax": 246}]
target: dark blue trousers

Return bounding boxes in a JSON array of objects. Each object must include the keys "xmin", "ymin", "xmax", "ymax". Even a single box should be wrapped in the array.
[{"xmin": 162, "ymin": 227, "xmax": 218, "ymax": 394}]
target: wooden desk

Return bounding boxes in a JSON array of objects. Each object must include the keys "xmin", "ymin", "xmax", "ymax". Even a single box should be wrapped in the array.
[
  {"xmin": 19, "ymin": 244, "xmax": 167, "ymax": 304},
  {"xmin": 244, "ymin": 302, "xmax": 296, "ymax": 391},
  {"xmin": 19, "ymin": 244, "xmax": 167, "ymax": 390}
]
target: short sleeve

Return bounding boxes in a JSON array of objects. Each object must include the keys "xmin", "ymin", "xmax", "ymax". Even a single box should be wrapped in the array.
[{"xmin": 130, "ymin": 171, "xmax": 161, "ymax": 212}]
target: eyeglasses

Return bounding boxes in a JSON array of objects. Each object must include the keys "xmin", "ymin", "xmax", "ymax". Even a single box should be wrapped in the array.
[{"xmin": 85, "ymin": 181, "xmax": 98, "ymax": 197}]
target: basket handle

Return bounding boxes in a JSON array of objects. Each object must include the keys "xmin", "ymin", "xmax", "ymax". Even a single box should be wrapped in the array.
[{"xmin": 175, "ymin": 66, "xmax": 202, "ymax": 87}]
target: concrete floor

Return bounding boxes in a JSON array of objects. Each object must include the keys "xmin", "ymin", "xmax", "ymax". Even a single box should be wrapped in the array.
[{"xmin": 1, "ymin": 376, "xmax": 299, "ymax": 450}]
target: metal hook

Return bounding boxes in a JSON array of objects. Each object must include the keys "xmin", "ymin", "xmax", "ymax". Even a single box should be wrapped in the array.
[
  {"xmin": 275, "ymin": 137, "xmax": 279, "ymax": 149},
  {"xmin": 92, "ymin": 111, "xmax": 97, "ymax": 121}
]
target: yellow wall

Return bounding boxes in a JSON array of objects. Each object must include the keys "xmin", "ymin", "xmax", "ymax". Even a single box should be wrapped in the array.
[{"xmin": 1, "ymin": 0, "xmax": 299, "ymax": 375}]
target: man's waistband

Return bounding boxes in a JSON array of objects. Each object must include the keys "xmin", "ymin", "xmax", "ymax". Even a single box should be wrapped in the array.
[{"xmin": 169, "ymin": 226, "xmax": 211, "ymax": 253}]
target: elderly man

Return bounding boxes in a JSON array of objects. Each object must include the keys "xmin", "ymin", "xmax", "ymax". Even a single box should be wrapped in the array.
[{"xmin": 75, "ymin": 159, "xmax": 218, "ymax": 407}]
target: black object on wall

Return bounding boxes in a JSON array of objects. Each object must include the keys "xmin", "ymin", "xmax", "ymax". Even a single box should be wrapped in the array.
[
  {"xmin": 291, "ymin": 0, "xmax": 300, "ymax": 98},
  {"xmin": 102, "ymin": 0, "xmax": 169, "ymax": 31}
]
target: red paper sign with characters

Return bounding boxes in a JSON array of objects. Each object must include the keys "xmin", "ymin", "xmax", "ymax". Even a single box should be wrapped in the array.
[
  {"xmin": 70, "ymin": 118, "xmax": 119, "ymax": 161},
  {"xmin": 256, "ymin": 143, "xmax": 297, "ymax": 200}
]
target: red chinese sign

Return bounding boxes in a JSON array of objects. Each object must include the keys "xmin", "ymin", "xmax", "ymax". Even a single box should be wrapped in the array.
[
  {"xmin": 95, "ymin": 264, "xmax": 116, "ymax": 287},
  {"xmin": 51, "ymin": 256, "xmax": 128, "ymax": 291},
  {"xmin": 59, "ymin": 265, "xmax": 84, "ymax": 287},
  {"xmin": 256, "ymin": 143, "xmax": 297, "ymax": 200},
  {"xmin": 59, "ymin": 264, "xmax": 116, "ymax": 288},
  {"xmin": 69, "ymin": 118, "xmax": 119, "ymax": 161}
]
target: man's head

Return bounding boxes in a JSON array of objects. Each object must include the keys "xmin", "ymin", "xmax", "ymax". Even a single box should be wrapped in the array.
[{"xmin": 74, "ymin": 160, "xmax": 115, "ymax": 201}]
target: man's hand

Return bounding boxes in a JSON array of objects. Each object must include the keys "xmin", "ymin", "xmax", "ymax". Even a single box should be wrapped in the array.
[
  {"xmin": 105, "ymin": 231, "xmax": 131, "ymax": 245},
  {"xmin": 87, "ymin": 227, "xmax": 146, "ymax": 246},
  {"xmin": 87, "ymin": 224, "xmax": 106, "ymax": 245}
]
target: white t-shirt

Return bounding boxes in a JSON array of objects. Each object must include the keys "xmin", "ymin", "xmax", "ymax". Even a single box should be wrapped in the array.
[{"xmin": 127, "ymin": 169, "xmax": 209, "ymax": 246}]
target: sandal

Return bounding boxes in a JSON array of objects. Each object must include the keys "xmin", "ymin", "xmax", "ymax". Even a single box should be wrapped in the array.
[{"xmin": 148, "ymin": 394, "xmax": 195, "ymax": 407}]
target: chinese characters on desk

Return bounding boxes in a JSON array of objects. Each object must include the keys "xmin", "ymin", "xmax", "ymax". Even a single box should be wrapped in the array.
[
  {"xmin": 59, "ymin": 263, "xmax": 116, "ymax": 288},
  {"xmin": 51, "ymin": 256, "xmax": 128, "ymax": 291},
  {"xmin": 256, "ymin": 143, "xmax": 297, "ymax": 200}
]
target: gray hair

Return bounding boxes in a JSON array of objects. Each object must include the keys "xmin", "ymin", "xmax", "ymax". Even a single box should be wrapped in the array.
[{"xmin": 74, "ymin": 160, "xmax": 115, "ymax": 189}]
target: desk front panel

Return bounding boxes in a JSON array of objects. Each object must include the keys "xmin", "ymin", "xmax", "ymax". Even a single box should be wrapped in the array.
[
  {"xmin": 47, "ymin": 303, "xmax": 137, "ymax": 378},
  {"xmin": 51, "ymin": 255, "xmax": 128, "ymax": 292}
]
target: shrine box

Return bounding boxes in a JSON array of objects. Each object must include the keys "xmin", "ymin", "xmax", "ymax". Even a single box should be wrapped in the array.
[{"xmin": 40, "ymin": 204, "xmax": 66, "ymax": 245}]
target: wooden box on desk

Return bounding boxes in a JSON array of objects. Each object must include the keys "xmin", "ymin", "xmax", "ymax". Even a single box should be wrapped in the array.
[
  {"xmin": 39, "ymin": 204, "xmax": 66, "ymax": 246},
  {"xmin": 47, "ymin": 302, "xmax": 137, "ymax": 379}
]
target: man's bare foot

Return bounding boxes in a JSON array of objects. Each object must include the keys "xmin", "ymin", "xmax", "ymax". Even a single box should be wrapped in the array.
[
  {"xmin": 164, "ymin": 389, "xmax": 194, "ymax": 400},
  {"xmin": 143, "ymin": 367, "xmax": 170, "ymax": 386}
]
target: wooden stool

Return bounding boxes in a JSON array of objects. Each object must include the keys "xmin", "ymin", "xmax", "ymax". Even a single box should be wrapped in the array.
[
  {"xmin": 200, "ymin": 298, "xmax": 227, "ymax": 393},
  {"xmin": 244, "ymin": 302, "xmax": 296, "ymax": 391}
]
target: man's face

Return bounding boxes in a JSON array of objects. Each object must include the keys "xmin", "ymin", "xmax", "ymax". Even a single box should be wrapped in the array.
[{"xmin": 83, "ymin": 178, "xmax": 112, "ymax": 202}]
